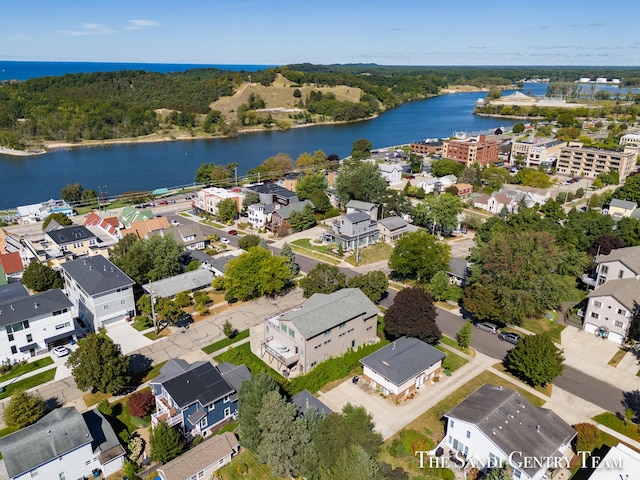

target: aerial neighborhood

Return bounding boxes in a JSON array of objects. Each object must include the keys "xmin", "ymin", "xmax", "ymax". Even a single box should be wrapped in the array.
[{"xmin": 3, "ymin": 82, "xmax": 640, "ymax": 480}]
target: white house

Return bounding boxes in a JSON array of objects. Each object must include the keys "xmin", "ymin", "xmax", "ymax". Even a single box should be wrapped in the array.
[
  {"xmin": 61, "ymin": 256, "xmax": 136, "ymax": 332},
  {"xmin": 588, "ymin": 443, "xmax": 640, "ymax": 479},
  {"xmin": 247, "ymin": 203, "xmax": 277, "ymax": 229},
  {"xmin": 583, "ymin": 278, "xmax": 639, "ymax": 344},
  {"xmin": 0, "ymin": 288, "xmax": 75, "ymax": 362},
  {"xmin": 345, "ymin": 200, "xmax": 378, "ymax": 220},
  {"xmin": 378, "ymin": 163, "xmax": 404, "ymax": 185},
  {"xmin": 593, "ymin": 246, "xmax": 640, "ymax": 288},
  {"xmin": 416, "ymin": 177, "xmax": 439, "ymax": 194},
  {"xmin": 0, "ymin": 407, "xmax": 125, "ymax": 480},
  {"xmin": 438, "ymin": 384, "xmax": 576, "ymax": 480}
]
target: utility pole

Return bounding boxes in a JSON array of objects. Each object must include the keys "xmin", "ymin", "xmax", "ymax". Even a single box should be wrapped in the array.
[
  {"xmin": 235, "ymin": 167, "xmax": 238, "ymax": 186},
  {"xmin": 150, "ymin": 290, "xmax": 158, "ymax": 335}
]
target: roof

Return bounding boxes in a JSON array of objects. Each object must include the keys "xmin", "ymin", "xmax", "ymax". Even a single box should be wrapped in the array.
[
  {"xmin": 82, "ymin": 409, "xmax": 126, "ymax": 465},
  {"xmin": 378, "ymin": 216, "xmax": 407, "ymax": 231},
  {"xmin": 447, "ymin": 257, "xmax": 469, "ymax": 279},
  {"xmin": 84, "ymin": 212, "xmax": 119, "ymax": 237},
  {"xmin": 346, "ymin": 200, "xmax": 377, "ymax": 211},
  {"xmin": 360, "ymin": 337, "xmax": 445, "ymax": 386},
  {"xmin": 290, "ymin": 390, "xmax": 333, "ymax": 416},
  {"xmin": 273, "ymin": 200, "xmax": 314, "ymax": 220},
  {"xmin": 150, "ymin": 358, "xmax": 193, "ymax": 385},
  {"xmin": 143, "ymin": 269, "xmax": 214, "ymax": 298},
  {"xmin": 217, "ymin": 362, "xmax": 252, "ymax": 393},
  {"xmin": 61, "ymin": 256, "xmax": 135, "ymax": 295},
  {"xmin": 280, "ymin": 288, "xmax": 378, "ymax": 339},
  {"xmin": 588, "ymin": 443, "xmax": 640, "ymax": 479},
  {"xmin": 0, "ymin": 282, "xmax": 29, "ymax": 304},
  {"xmin": 0, "ymin": 252, "xmax": 24, "ymax": 274},
  {"xmin": 596, "ymin": 246, "xmax": 640, "ymax": 275},
  {"xmin": 157, "ymin": 361, "xmax": 235, "ymax": 408},
  {"xmin": 344, "ymin": 211, "xmax": 372, "ymax": 223},
  {"xmin": 46, "ymin": 225, "xmax": 97, "ymax": 246},
  {"xmin": 379, "ymin": 163, "xmax": 403, "ymax": 173},
  {"xmin": 587, "ymin": 278, "xmax": 640, "ymax": 311},
  {"xmin": 446, "ymin": 384, "xmax": 575, "ymax": 477},
  {"xmin": 120, "ymin": 217, "xmax": 170, "ymax": 239},
  {"xmin": 118, "ymin": 206, "xmax": 154, "ymax": 228},
  {"xmin": 245, "ymin": 182, "xmax": 296, "ymax": 197},
  {"xmin": 157, "ymin": 432, "xmax": 239, "ymax": 480},
  {"xmin": 610, "ymin": 198, "xmax": 637, "ymax": 210},
  {"xmin": 0, "ymin": 288, "xmax": 72, "ymax": 328},
  {"xmin": 0, "ymin": 407, "xmax": 92, "ymax": 478}
]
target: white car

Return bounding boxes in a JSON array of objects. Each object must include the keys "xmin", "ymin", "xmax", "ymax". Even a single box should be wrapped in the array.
[
  {"xmin": 220, "ymin": 238, "xmax": 231, "ymax": 245},
  {"xmin": 171, "ymin": 220, "xmax": 181, "ymax": 227},
  {"xmin": 52, "ymin": 346, "xmax": 70, "ymax": 357}
]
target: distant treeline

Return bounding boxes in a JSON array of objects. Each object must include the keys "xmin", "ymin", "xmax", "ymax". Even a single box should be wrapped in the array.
[{"xmin": 2, "ymin": 64, "xmax": 640, "ymax": 150}]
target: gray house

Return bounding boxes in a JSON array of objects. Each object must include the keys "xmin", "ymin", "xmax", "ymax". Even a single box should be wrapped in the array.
[{"xmin": 331, "ymin": 212, "xmax": 379, "ymax": 251}]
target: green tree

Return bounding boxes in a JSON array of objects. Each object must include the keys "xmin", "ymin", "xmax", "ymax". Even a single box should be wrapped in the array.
[
  {"xmin": 456, "ymin": 321, "xmax": 472, "ymax": 349},
  {"xmin": 296, "ymin": 172, "xmax": 328, "ymax": 200},
  {"xmin": 173, "ymin": 291, "xmax": 192, "ymax": 308},
  {"xmin": 112, "ymin": 234, "xmax": 183, "ymax": 284},
  {"xmin": 21, "ymin": 260, "xmax": 62, "ymax": 292},
  {"xmin": 238, "ymin": 372, "xmax": 279, "ymax": 450},
  {"xmin": 309, "ymin": 189, "xmax": 332, "ymax": 214},
  {"xmin": 242, "ymin": 191, "xmax": 260, "ymax": 209},
  {"xmin": 335, "ymin": 162, "xmax": 387, "ymax": 206},
  {"xmin": 409, "ymin": 153, "xmax": 423, "ymax": 174},
  {"xmin": 428, "ymin": 270, "xmax": 450, "ymax": 301},
  {"xmin": 238, "ymin": 234, "xmax": 262, "ymax": 250},
  {"xmin": 293, "ymin": 88, "xmax": 302, "ymax": 98},
  {"xmin": 512, "ymin": 123, "xmax": 525, "ymax": 133},
  {"xmin": 347, "ymin": 271, "xmax": 388, "ymax": 303},
  {"xmin": 513, "ymin": 168, "xmax": 552, "ymax": 188},
  {"xmin": 3, "ymin": 391, "xmax": 47, "ymax": 429},
  {"xmin": 289, "ymin": 204, "xmax": 317, "ymax": 232},
  {"xmin": 223, "ymin": 320, "xmax": 234, "ymax": 339},
  {"xmin": 351, "ymin": 138, "xmax": 373, "ymax": 161},
  {"xmin": 384, "ymin": 287, "xmax": 441, "ymax": 344},
  {"xmin": 60, "ymin": 183, "xmax": 84, "ymax": 204},
  {"xmin": 42, "ymin": 212, "xmax": 73, "ymax": 231},
  {"xmin": 216, "ymin": 197, "xmax": 238, "ymax": 223},
  {"xmin": 156, "ymin": 297, "xmax": 183, "ymax": 325},
  {"xmin": 67, "ymin": 333, "xmax": 131, "ymax": 394},
  {"xmin": 149, "ymin": 422, "xmax": 184, "ymax": 464},
  {"xmin": 388, "ymin": 230, "xmax": 451, "ymax": 283},
  {"xmin": 485, "ymin": 463, "xmax": 513, "ymax": 480},
  {"xmin": 540, "ymin": 198, "xmax": 567, "ymax": 221},
  {"xmin": 223, "ymin": 247, "xmax": 292, "ymax": 301},
  {"xmin": 320, "ymin": 444, "xmax": 385, "ymax": 480},
  {"xmin": 299, "ymin": 263, "xmax": 346, "ymax": 297},
  {"xmin": 431, "ymin": 158, "xmax": 465, "ymax": 178},
  {"xmin": 505, "ymin": 334, "xmax": 565, "ymax": 386},
  {"xmin": 280, "ymin": 242, "xmax": 299, "ymax": 276},
  {"xmin": 80, "ymin": 188, "xmax": 98, "ymax": 207},
  {"xmin": 613, "ymin": 175, "xmax": 640, "ymax": 205}
]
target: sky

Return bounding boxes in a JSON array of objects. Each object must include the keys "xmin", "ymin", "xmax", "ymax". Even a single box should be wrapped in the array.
[{"xmin": 2, "ymin": 0, "xmax": 639, "ymax": 66}]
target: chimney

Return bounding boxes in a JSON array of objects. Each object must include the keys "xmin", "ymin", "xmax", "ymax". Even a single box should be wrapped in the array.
[{"xmin": 536, "ymin": 425, "xmax": 540, "ymax": 433}]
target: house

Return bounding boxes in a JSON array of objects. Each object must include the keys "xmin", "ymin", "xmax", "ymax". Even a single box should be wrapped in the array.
[
  {"xmin": 607, "ymin": 198, "xmax": 638, "ymax": 220},
  {"xmin": 447, "ymin": 257, "xmax": 469, "ymax": 286},
  {"xmin": 360, "ymin": 337, "xmax": 445, "ymax": 401},
  {"xmin": 379, "ymin": 163, "xmax": 403, "ymax": 185},
  {"xmin": 118, "ymin": 205, "xmax": 154, "ymax": 228},
  {"xmin": 16, "ymin": 199, "xmax": 73, "ymax": 223},
  {"xmin": 331, "ymin": 212, "xmax": 379, "ymax": 251},
  {"xmin": 193, "ymin": 187, "xmax": 242, "ymax": 217},
  {"xmin": 186, "ymin": 250, "xmax": 242, "ymax": 277},
  {"xmin": 247, "ymin": 203, "xmax": 277, "ymax": 229},
  {"xmin": 244, "ymin": 183, "xmax": 298, "ymax": 206},
  {"xmin": 438, "ymin": 384, "xmax": 576, "ymax": 480},
  {"xmin": 24, "ymin": 224, "xmax": 110, "ymax": 266},
  {"xmin": 438, "ymin": 174, "xmax": 458, "ymax": 189},
  {"xmin": 442, "ymin": 135, "xmax": 500, "ymax": 167},
  {"xmin": 0, "ymin": 288, "xmax": 75, "ymax": 361},
  {"xmin": 143, "ymin": 269, "xmax": 214, "ymax": 299},
  {"xmin": 290, "ymin": 390, "xmax": 333, "ymax": 416},
  {"xmin": 268, "ymin": 200, "xmax": 314, "ymax": 232},
  {"xmin": 499, "ymin": 185, "xmax": 550, "ymax": 209},
  {"xmin": 346, "ymin": 200, "xmax": 378, "ymax": 220},
  {"xmin": 556, "ymin": 142, "xmax": 636, "ymax": 181},
  {"xmin": 83, "ymin": 211, "xmax": 120, "ymax": 239},
  {"xmin": 61, "ymin": 255, "xmax": 136, "ymax": 332},
  {"xmin": 0, "ymin": 407, "xmax": 125, "ymax": 480},
  {"xmin": 377, "ymin": 216, "xmax": 411, "ymax": 242},
  {"xmin": 588, "ymin": 443, "xmax": 640, "ymax": 479},
  {"xmin": 583, "ymin": 278, "xmax": 639, "ymax": 344},
  {"xmin": 0, "ymin": 252, "xmax": 24, "ymax": 282},
  {"xmin": 156, "ymin": 432, "xmax": 240, "ymax": 480},
  {"xmin": 473, "ymin": 192, "xmax": 518, "ymax": 215},
  {"xmin": 120, "ymin": 216, "xmax": 171, "ymax": 239},
  {"xmin": 162, "ymin": 223, "xmax": 208, "ymax": 250},
  {"xmin": 593, "ymin": 246, "xmax": 640, "ymax": 288},
  {"xmin": 447, "ymin": 183, "xmax": 473, "ymax": 199},
  {"xmin": 150, "ymin": 359, "xmax": 249, "ymax": 439},
  {"xmin": 416, "ymin": 177, "xmax": 439, "ymax": 194},
  {"xmin": 261, "ymin": 288, "xmax": 379, "ymax": 375},
  {"xmin": 278, "ymin": 172, "xmax": 305, "ymax": 192}
]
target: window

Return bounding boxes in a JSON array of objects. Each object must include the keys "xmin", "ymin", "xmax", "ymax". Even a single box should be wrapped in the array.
[
  {"xmin": 198, "ymin": 472, "xmax": 205, "ymax": 479},
  {"xmin": 339, "ymin": 322, "xmax": 346, "ymax": 329},
  {"xmin": 619, "ymin": 270, "xmax": 625, "ymax": 279},
  {"xmin": 617, "ymin": 308, "xmax": 627, "ymax": 317},
  {"xmin": 593, "ymin": 300, "xmax": 602, "ymax": 308},
  {"xmin": 466, "ymin": 430, "xmax": 471, "ymax": 439},
  {"xmin": 615, "ymin": 321, "xmax": 624, "ymax": 328},
  {"xmin": 85, "ymin": 460, "xmax": 91, "ymax": 466},
  {"xmin": 224, "ymin": 407, "xmax": 231, "ymax": 417},
  {"xmin": 224, "ymin": 395, "xmax": 230, "ymax": 403},
  {"xmin": 30, "ymin": 469, "xmax": 39, "ymax": 477},
  {"xmin": 601, "ymin": 265, "xmax": 609, "ymax": 274},
  {"xmin": 11, "ymin": 346, "xmax": 17, "ymax": 355},
  {"xmin": 591, "ymin": 312, "xmax": 600, "ymax": 319},
  {"xmin": 26, "ymin": 334, "xmax": 32, "ymax": 342},
  {"xmin": 324, "ymin": 329, "xmax": 332, "ymax": 336},
  {"xmin": 201, "ymin": 417, "xmax": 208, "ymax": 428},
  {"xmin": 103, "ymin": 305, "xmax": 109, "ymax": 310},
  {"xmin": 120, "ymin": 300, "xmax": 126, "ymax": 305},
  {"xmin": 310, "ymin": 361, "xmax": 317, "ymax": 368},
  {"xmin": 58, "ymin": 473, "xmax": 66, "ymax": 480},
  {"xmin": 288, "ymin": 329, "xmax": 295, "ymax": 338},
  {"xmin": 449, "ymin": 419, "xmax": 455, "ymax": 428}
]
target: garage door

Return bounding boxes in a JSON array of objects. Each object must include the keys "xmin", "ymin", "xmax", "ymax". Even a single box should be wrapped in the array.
[
  {"xmin": 102, "ymin": 315, "xmax": 126, "ymax": 328},
  {"xmin": 583, "ymin": 322, "xmax": 597, "ymax": 335},
  {"xmin": 607, "ymin": 332, "xmax": 624, "ymax": 345}
]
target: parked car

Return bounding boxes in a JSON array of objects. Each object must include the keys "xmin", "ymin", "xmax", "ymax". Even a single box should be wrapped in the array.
[
  {"xmin": 52, "ymin": 346, "xmax": 70, "ymax": 357},
  {"xmin": 228, "ymin": 229, "xmax": 237, "ymax": 235},
  {"xmin": 170, "ymin": 220, "xmax": 180, "ymax": 227},
  {"xmin": 158, "ymin": 200, "xmax": 168, "ymax": 205},
  {"xmin": 498, "ymin": 332, "xmax": 521, "ymax": 345},
  {"xmin": 475, "ymin": 321, "xmax": 498, "ymax": 334},
  {"xmin": 220, "ymin": 238, "xmax": 231, "ymax": 245}
]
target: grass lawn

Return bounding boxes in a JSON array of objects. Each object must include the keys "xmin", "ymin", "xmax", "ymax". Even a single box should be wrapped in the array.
[
  {"xmin": 344, "ymin": 242, "xmax": 393, "ymax": 266},
  {"xmin": 0, "ymin": 369, "xmax": 56, "ymax": 400},
  {"xmin": 202, "ymin": 329, "xmax": 250, "ymax": 354},
  {"xmin": 217, "ymin": 450, "xmax": 277, "ymax": 480},
  {"xmin": 434, "ymin": 346, "xmax": 468, "ymax": 373},
  {"xmin": 83, "ymin": 390, "xmax": 112, "ymax": 407},
  {"xmin": 290, "ymin": 244, "xmax": 342, "ymax": 265},
  {"xmin": 215, "ymin": 420, "xmax": 238, "ymax": 435},
  {"xmin": 290, "ymin": 239, "xmax": 343, "ymax": 263},
  {"xmin": 0, "ymin": 426, "xmax": 18, "ymax": 439},
  {"xmin": 439, "ymin": 335, "xmax": 475, "ymax": 358},
  {"xmin": 214, "ymin": 343, "xmax": 281, "ymax": 380},
  {"xmin": 144, "ymin": 327, "xmax": 171, "ymax": 341},
  {"xmin": 0, "ymin": 357, "xmax": 54, "ymax": 383},
  {"xmin": 447, "ymin": 286, "xmax": 463, "ymax": 303},
  {"xmin": 608, "ymin": 349, "xmax": 627, "ymax": 367},
  {"xmin": 113, "ymin": 391, "xmax": 152, "ymax": 433},
  {"xmin": 491, "ymin": 363, "xmax": 553, "ymax": 397},
  {"xmin": 521, "ymin": 316, "xmax": 565, "ymax": 343},
  {"xmin": 593, "ymin": 412, "xmax": 640, "ymax": 442},
  {"xmin": 435, "ymin": 301, "xmax": 458, "ymax": 311}
]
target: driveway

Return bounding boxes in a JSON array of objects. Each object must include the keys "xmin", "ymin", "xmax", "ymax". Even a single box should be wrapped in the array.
[{"xmin": 106, "ymin": 321, "xmax": 153, "ymax": 354}]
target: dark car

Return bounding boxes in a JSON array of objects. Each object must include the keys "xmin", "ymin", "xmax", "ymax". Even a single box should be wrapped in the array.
[
  {"xmin": 498, "ymin": 332, "xmax": 521, "ymax": 345},
  {"xmin": 475, "ymin": 321, "xmax": 498, "ymax": 334},
  {"xmin": 228, "ymin": 229, "xmax": 237, "ymax": 235},
  {"xmin": 176, "ymin": 313, "xmax": 193, "ymax": 328}
]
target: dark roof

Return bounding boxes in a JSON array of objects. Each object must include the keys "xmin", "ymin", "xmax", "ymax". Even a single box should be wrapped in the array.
[
  {"xmin": 82, "ymin": 409, "xmax": 125, "ymax": 465},
  {"xmin": 217, "ymin": 362, "xmax": 252, "ymax": 393},
  {"xmin": 161, "ymin": 361, "xmax": 235, "ymax": 408},
  {"xmin": 360, "ymin": 337, "xmax": 445, "ymax": 386},
  {"xmin": 0, "ymin": 288, "xmax": 72, "ymax": 328},
  {"xmin": 245, "ymin": 182, "xmax": 296, "ymax": 197},
  {"xmin": 447, "ymin": 257, "xmax": 469, "ymax": 279},
  {"xmin": 61, "ymin": 256, "xmax": 135, "ymax": 295},
  {"xmin": 344, "ymin": 211, "xmax": 372, "ymax": 223},
  {"xmin": 0, "ymin": 407, "xmax": 92, "ymax": 478},
  {"xmin": 446, "ymin": 384, "xmax": 576, "ymax": 477},
  {"xmin": 0, "ymin": 282, "xmax": 29, "ymax": 304},
  {"xmin": 209, "ymin": 255, "xmax": 235, "ymax": 274},
  {"xmin": 377, "ymin": 216, "xmax": 407, "ymax": 231},
  {"xmin": 46, "ymin": 225, "xmax": 97, "ymax": 245},
  {"xmin": 290, "ymin": 390, "xmax": 333, "ymax": 416}
]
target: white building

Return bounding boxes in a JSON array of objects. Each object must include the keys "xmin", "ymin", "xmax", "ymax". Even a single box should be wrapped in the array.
[
  {"xmin": 194, "ymin": 187, "xmax": 242, "ymax": 217},
  {"xmin": 588, "ymin": 443, "xmax": 640, "ymax": 479},
  {"xmin": 247, "ymin": 203, "xmax": 277, "ymax": 229},
  {"xmin": 378, "ymin": 163, "xmax": 404, "ymax": 185}
]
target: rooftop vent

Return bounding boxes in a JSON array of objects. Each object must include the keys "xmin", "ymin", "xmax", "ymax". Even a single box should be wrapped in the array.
[
  {"xmin": 536, "ymin": 425, "xmax": 540, "ymax": 433},
  {"xmin": 34, "ymin": 303, "xmax": 39, "ymax": 308}
]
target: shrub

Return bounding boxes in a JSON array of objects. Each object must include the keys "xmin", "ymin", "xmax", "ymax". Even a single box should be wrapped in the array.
[
  {"xmin": 237, "ymin": 463, "xmax": 249, "ymax": 474},
  {"xmin": 574, "ymin": 423, "xmax": 601, "ymax": 453},
  {"xmin": 97, "ymin": 399, "xmax": 114, "ymax": 416},
  {"xmin": 128, "ymin": 390, "xmax": 155, "ymax": 418},
  {"xmin": 173, "ymin": 292, "xmax": 192, "ymax": 308},
  {"xmin": 400, "ymin": 429, "xmax": 434, "ymax": 454},
  {"xmin": 193, "ymin": 291, "xmax": 212, "ymax": 305},
  {"xmin": 196, "ymin": 303, "xmax": 209, "ymax": 315}
]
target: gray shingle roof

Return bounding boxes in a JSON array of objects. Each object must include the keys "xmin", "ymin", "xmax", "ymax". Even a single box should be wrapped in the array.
[
  {"xmin": 46, "ymin": 225, "xmax": 97, "ymax": 246},
  {"xmin": 0, "ymin": 288, "xmax": 72, "ymax": 328},
  {"xmin": 360, "ymin": 337, "xmax": 445, "ymax": 386},
  {"xmin": 596, "ymin": 246, "xmax": 640, "ymax": 275},
  {"xmin": 344, "ymin": 211, "xmax": 371, "ymax": 223},
  {"xmin": 610, "ymin": 198, "xmax": 637, "ymax": 210},
  {"xmin": 217, "ymin": 362, "xmax": 252, "ymax": 393},
  {"xmin": 62, "ymin": 256, "xmax": 135, "ymax": 295},
  {"xmin": 281, "ymin": 288, "xmax": 378, "ymax": 339},
  {"xmin": 291, "ymin": 390, "xmax": 333, "ymax": 416},
  {"xmin": 587, "ymin": 278, "xmax": 640, "ymax": 311},
  {"xmin": 82, "ymin": 409, "xmax": 125, "ymax": 465},
  {"xmin": 378, "ymin": 216, "xmax": 407, "ymax": 231},
  {"xmin": 446, "ymin": 384, "xmax": 576, "ymax": 477},
  {"xmin": 447, "ymin": 257, "xmax": 469, "ymax": 280},
  {"xmin": 0, "ymin": 283, "xmax": 29, "ymax": 304},
  {"xmin": 0, "ymin": 407, "xmax": 92, "ymax": 478},
  {"xmin": 143, "ymin": 269, "xmax": 214, "ymax": 298},
  {"xmin": 346, "ymin": 200, "xmax": 376, "ymax": 211}
]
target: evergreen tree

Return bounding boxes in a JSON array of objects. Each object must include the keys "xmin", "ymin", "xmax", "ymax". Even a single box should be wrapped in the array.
[
  {"xmin": 238, "ymin": 373, "xmax": 279, "ymax": 450},
  {"xmin": 280, "ymin": 243, "xmax": 299, "ymax": 276},
  {"xmin": 149, "ymin": 422, "xmax": 184, "ymax": 464},
  {"xmin": 456, "ymin": 321, "xmax": 472, "ymax": 349},
  {"xmin": 21, "ymin": 260, "xmax": 62, "ymax": 292},
  {"xmin": 299, "ymin": 264, "xmax": 346, "ymax": 297},
  {"xmin": 505, "ymin": 334, "xmax": 565, "ymax": 387},
  {"xmin": 3, "ymin": 391, "xmax": 46, "ymax": 429}
]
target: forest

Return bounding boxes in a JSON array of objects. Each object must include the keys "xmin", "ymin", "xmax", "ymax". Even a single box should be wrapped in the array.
[{"xmin": 2, "ymin": 64, "xmax": 639, "ymax": 150}]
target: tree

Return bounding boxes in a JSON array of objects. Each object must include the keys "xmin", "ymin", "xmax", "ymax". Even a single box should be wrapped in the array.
[
  {"xmin": 388, "ymin": 230, "xmax": 451, "ymax": 283},
  {"xmin": 216, "ymin": 198, "xmax": 238, "ymax": 223},
  {"xmin": 149, "ymin": 422, "xmax": 184, "ymax": 464},
  {"xmin": 280, "ymin": 243, "xmax": 299, "ymax": 276},
  {"xmin": 238, "ymin": 372, "xmax": 279, "ymax": 450},
  {"xmin": 3, "ymin": 391, "xmax": 46, "ymax": 429},
  {"xmin": 574, "ymin": 423, "xmax": 601, "ymax": 453},
  {"xmin": 128, "ymin": 390, "xmax": 155, "ymax": 418},
  {"xmin": 335, "ymin": 162, "xmax": 387, "ymax": 206},
  {"xmin": 299, "ymin": 263, "xmax": 346, "ymax": 298},
  {"xmin": 21, "ymin": 260, "xmax": 62, "ymax": 292},
  {"xmin": 409, "ymin": 153, "xmax": 423, "ymax": 174},
  {"xmin": 428, "ymin": 270, "xmax": 450, "ymax": 301},
  {"xmin": 320, "ymin": 444, "xmax": 385, "ymax": 480},
  {"xmin": 238, "ymin": 234, "xmax": 262, "ymax": 250},
  {"xmin": 223, "ymin": 247, "xmax": 292, "ymax": 302},
  {"xmin": 348, "ymin": 270, "xmax": 388, "ymax": 303},
  {"xmin": 60, "ymin": 182, "xmax": 84, "ymax": 204},
  {"xmin": 351, "ymin": 138, "xmax": 373, "ymax": 161},
  {"xmin": 223, "ymin": 320, "xmax": 234, "ymax": 339},
  {"xmin": 112, "ymin": 233, "xmax": 183, "ymax": 284},
  {"xmin": 431, "ymin": 159, "xmax": 464, "ymax": 178},
  {"xmin": 505, "ymin": 334, "xmax": 565, "ymax": 386},
  {"xmin": 613, "ymin": 175, "xmax": 640, "ymax": 205},
  {"xmin": 540, "ymin": 198, "xmax": 566, "ymax": 221},
  {"xmin": 384, "ymin": 287, "xmax": 441, "ymax": 344},
  {"xmin": 42, "ymin": 212, "xmax": 73, "ymax": 231},
  {"xmin": 485, "ymin": 463, "xmax": 513, "ymax": 480},
  {"xmin": 309, "ymin": 189, "xmax": 332, "ymax": 214},
  {"xmin": 67, "ymin": 333, "xmax": 131, "ymax": 394},
  {"xmin": 456, "ymin": 321, "xmax": 472, "ymax": 349},
  {"xmin": 289, "ymin": 204, "xmax": 317, "ymax": 232},
  {"xmin": 513, "ymin": 168, "xmax": 552, "ymax": 188},
  {"xmin": 293, "ymin": 88, "xmax": 302, "ymax": 98},
  {"xmin": 296, "ymin": 172, "xmax": 328, "ymax": 200},
  {"xmin": 80, "ymin": 188, "xmax": 98, "ymax": 207},
  {"xmin": 512, "ymin": 123, "xmax": 525, "ymax": 133}
]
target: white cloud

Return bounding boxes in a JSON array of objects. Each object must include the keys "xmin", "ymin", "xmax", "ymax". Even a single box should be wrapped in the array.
[
  {"xmin": 126, "ymin": 19, "xmax": 160, "ymax": 30},
  {"xmin": 58, "ymin": 23, "xmax": 116, "ymax": 37}
]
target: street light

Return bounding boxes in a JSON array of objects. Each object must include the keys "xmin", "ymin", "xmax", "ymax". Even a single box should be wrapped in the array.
[{"xmin": 149, "ymin": 289, "xmax": 159, "ymax": 335}]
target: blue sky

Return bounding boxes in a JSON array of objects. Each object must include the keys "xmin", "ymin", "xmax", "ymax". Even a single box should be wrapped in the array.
[{"xmin": 2, "ymin": 0, "xmax": 639, "ymax": 66}]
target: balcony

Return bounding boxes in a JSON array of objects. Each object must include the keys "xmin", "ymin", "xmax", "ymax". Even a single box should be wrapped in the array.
[
  {"xmin": 151, "ymin": 394, "xmax": 182, "ymax": 427},
  {"xmin": 261, "ymin": 336, "xmax": 299, "ymax": 367}
]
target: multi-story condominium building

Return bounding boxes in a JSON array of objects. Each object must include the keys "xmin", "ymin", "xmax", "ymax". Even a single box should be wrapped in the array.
[
  {"xmin": 61, "ymin": 256, "xmax": 136, "ymax": 332},
  {"xmin": 0, "ymin": 288, "xmax": 74, "ymax": 361},
  {"xmin": 556, "ymin": 142, "xmax": 636, "ymax": 181},
  {"xmin": 194, "ymin": 187, "xmax": 242, "ymax": 217},
  {"xmin": 410, "ymin": 140, "xmax": 443, "ymax": 156},
  {"xmin": 620, "ymin": 133, "xmax": 640, "ymax": 148},
  {"xmin": 261, "ymin": 288, "xmax": 379, "ymax": 375},
  {"xmin": 442, "ymin": 135, "xmax": 500, "ymax": 167},
  {"xmin": 510, "ymin": 138, "xmax": 564, "ymax": 169}
]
